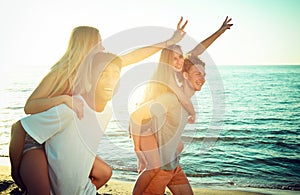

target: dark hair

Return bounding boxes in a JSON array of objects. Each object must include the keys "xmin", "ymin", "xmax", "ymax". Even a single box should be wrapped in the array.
[{"xmin": 182, "ymin": 55, "xmax": 205, "ymax": 73}]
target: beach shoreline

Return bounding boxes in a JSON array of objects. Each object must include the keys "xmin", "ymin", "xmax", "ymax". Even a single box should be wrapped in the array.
[{"xmin": 1, "ymin": 157, "xmax": 298, "ymax": 195}]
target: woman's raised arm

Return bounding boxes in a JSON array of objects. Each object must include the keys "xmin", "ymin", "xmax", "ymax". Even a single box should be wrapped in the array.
[{"xmin": 121, "ymin": 17, "xmax": 188, "ymax": 67}]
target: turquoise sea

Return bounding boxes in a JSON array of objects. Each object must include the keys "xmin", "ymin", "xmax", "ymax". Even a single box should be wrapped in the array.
[{"xmin": 0, "ymin": 65, "xmax": 299, "ymax": 193}]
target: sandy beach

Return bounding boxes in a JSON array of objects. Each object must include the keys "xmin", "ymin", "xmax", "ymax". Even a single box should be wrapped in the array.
[
  {"xmin": 0, "ymin": 165, "xmax": 259, "ymax": 195},
  {"xmin": 1, "ymin": 158, "xmax": 298, "ymax": 195}
]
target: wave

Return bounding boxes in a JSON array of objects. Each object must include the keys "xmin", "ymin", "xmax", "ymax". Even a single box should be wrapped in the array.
[
  {"xmin": 3, "ymin": 106, "xmax": 23, "ymax": 110},
  {"xmin": 186, "ymin": 172, "xmax": 233, "ymax": 178},
  {"xmin": 182, "ymin": 135, "xmax": 249, "ymax": 142}
]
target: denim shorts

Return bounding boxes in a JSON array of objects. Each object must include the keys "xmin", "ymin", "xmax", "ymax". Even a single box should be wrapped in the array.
[{"xmin": 23, "ymin": 133, "xmax": 44, "ymax": 154}]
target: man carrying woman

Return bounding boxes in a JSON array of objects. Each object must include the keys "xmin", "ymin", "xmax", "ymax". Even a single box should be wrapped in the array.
[
  {"xmin": 130, "ymin": 16, "xmax": 233, "ymax": 194},
  {"xmin": 9, "ymin": 18, "xmax": 188, "ymax": 194}
]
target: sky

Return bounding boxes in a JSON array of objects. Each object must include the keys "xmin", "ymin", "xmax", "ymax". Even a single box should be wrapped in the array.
[{"xmin": 0, "ymin": 0, "xmax": 299, "ymax": 73}]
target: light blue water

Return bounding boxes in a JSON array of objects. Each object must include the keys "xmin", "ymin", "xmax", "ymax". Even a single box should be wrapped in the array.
[{"xmin": 1, "ymin": 65, "xmax": 299, "ymax": 191}]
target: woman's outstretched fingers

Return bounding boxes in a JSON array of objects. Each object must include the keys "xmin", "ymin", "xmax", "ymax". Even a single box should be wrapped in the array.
[
  {"xmin": 224, "ymin": 16, "xmax": 229, "ymax": 23},
  {"xmin": 177, "ymin": 16, "xmax": 183, "ymax": 29},
  {"xmin": 177, "ymin": 16, "xmax": 188, "ymax": 32},
  {"xmin": 221, "ymin": 16, "xmax": 233, "ymax": 30},
  {"xmin": 226, "ymin": 17, "xmax": 233, "ymax": 29},
  {"xmin": 181, "ymin": 20, "xmax": 188, "ymax": 32}
]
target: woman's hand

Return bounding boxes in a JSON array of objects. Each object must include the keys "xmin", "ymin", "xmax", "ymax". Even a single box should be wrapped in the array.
[
  {"xmin": 166, "ymin": 16, "xmax": 188, "ymax": 46},
  {"xmin": 188, "ymin": 114, "xmax": 195, "ymax": 124},
  {"xmin": 177, "ymin": 141, "xmax": 184, "ymax": 154},
  {"xmin": 64, "ymin": 95, "xmax": 84, "ymax": 119},
  {"xmin": 177, "ymin": 16, "xmax": 188, "ymax": 33},
  {"xmin": 219, "ymin": 16, "xmax": 233, "ymax": 33}
]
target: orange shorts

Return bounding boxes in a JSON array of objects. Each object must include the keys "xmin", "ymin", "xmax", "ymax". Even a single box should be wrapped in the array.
[{"xmin": 143, "ymin": 166, "xmax": 190, "ymax": 195}]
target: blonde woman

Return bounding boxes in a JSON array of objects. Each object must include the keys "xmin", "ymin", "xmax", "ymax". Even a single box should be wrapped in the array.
[
  {"xmin": 9, "ymin": 18, "xmax": 187, "ymax": 195},
  {"xmin": 131, "ymin": 56, "xmax": 206, "ymax": 195}
]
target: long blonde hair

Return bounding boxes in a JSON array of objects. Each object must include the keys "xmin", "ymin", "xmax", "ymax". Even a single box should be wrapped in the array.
[
  {"xmin": 141, "ymin": 45, "xmax": 182, "ymax": 103},
  {"xmin": 140, "ymin": 45, "xmax": 195, "ymax": 116},
  {"xmin": 46, "ymin": 26, "xmax": 100, "ymax": 97}
]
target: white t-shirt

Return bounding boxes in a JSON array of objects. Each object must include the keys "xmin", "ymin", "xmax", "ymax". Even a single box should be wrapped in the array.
[
  {"xmin": 154, "ymin": 92, "xmax": 189, "ymax": 170},
  {"xmin": 136, "ymin": 92, "xmax": 188, "ymax": 170},
  {"xmin": 20, "ymin": 95, "xmax": 112, "ymax": 195}
]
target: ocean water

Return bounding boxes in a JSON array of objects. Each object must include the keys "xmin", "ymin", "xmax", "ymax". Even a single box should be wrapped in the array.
[{"xmin": 0, "ymin": 65, "xmax": 299, "ymax": 191}]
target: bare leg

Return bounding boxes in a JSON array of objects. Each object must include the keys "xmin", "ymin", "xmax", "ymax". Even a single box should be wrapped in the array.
[
  {"xmin": 20, "ymin": 148, "xmax": 50, "ymax": 195},
  {"xmin": 10, "ymin": 121, "xmax": 50, "ymax": 195},
  {"xmin": 133, "ymin": 134, "xmax": 161, "ymax": 195},
  {"xmin": 167, "ymin": 184, "xmax": 193, "ymax": 195},
  {"xmin": 9, "ymin": 121, "xmax": 26, "ymax": 191},
  {"xmin": 89, "ymin": 156, "xmax": 112, "ymax": 189},
  {"xmin": 133, "ymin": 168, "xmax": 160, "ymax": 195}
]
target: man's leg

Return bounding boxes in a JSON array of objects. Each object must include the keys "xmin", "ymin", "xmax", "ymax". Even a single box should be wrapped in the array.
[
  {"xmin": 167, "ymin": 166, "xmax": 193, "ymax": 195},
  {"xmin": 142, "ymin": 169, "xmax": 174, "ymax": 195},
  {"xmin": 133, "ymin": 134, "xmax": 161, "ymax": 195},
  {"xmin": 167, "ymin": 184, "xmax": 193, "ymax": 195}
]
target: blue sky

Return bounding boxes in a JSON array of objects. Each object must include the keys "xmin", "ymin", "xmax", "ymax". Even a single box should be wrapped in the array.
[{"xmin": 0, "ymin": 0, "xmax": 299, "ymax": 70}]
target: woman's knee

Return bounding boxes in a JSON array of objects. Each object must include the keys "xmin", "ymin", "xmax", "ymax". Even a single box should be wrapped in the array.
[
  {"xmin": 90, "ymin": 163, "xmax": 112, "ymax": 189},
  {"xmin": 104, "ymin": 166, "xmax": 112, "ymax": 181},
  {"xmin": 91, "ymin": 159, "xmax": 112, "ymax": 181},
  {"xmin": 97, "ymin": 164, "xmax": 112, "ymax": 182}
]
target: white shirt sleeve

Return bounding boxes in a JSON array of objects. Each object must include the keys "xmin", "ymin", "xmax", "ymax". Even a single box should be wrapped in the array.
[{"xmin": 20, "ymin": 104, "xmax": 74, "ymax": 144}]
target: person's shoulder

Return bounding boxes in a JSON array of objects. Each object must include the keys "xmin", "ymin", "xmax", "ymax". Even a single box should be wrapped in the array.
[
  {"xmin": 158, "ymin": 92, "xmax": 179, "ymax": 105},
  {"xmin": 94, "ymin": 52, "xmax": 116, "ymax": 58},
  {"xmin": 40, "ymin": 68, "xmax": 59, "ymax": 83},
  {"xmin": 163, "ymin": 91, "xmax": 177, "ymax": 99},
  {"xmin": 93, "ymin": 52, "xmax": 122, "ymax": 65}
]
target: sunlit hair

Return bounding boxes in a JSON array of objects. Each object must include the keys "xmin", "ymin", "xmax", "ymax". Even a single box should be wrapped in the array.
[
  {"xmin": 159, "ymin": 45, "xmax": 183, "ymax": 67},
  {"xmin": 141, "ymin": 45, "xmax": 183, "ymax": 103},
  {"xmin": 46, "ymin": 26, "xmax": 100, "ymax": 97},
  {"xmin": 183, "ymin": 55, "xmax": 205, "ymax": 73}
]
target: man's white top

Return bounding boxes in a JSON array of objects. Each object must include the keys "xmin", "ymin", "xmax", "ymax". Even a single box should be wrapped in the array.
[
  {"xmin": 21, "ymin": 95, "xmax": 112, "ymax": 195},
  {"xmin": 152, "ymin": 92, "xmax": 189, "ymax": 170}
]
